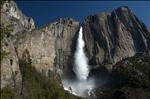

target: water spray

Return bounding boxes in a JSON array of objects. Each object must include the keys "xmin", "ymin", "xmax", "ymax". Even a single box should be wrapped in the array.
[
  {"xmin": 62, "ymin": 26, "xmax": 96, "ymax": 98},
  {"xmin": 73, "ymin": 27, "xmax": 89, "ymax": 80}
]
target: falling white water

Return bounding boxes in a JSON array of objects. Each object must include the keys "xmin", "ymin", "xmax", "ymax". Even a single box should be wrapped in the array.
[
  {"xmin": 62, "ymin": 26, "xmax": 96, "ymax": 98},
  {"xmin": 73, "ymin": 27, "xmax": 89, "ymax": 80}
]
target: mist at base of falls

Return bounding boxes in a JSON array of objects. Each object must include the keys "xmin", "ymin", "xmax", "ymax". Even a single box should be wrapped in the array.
[
  {"xmin": 62, "ymin": 78, "xmax": 96, "ymax": 97},
  {"xmin": 62, "ymin": 27, "xmax": 96, "ymax": 98}
]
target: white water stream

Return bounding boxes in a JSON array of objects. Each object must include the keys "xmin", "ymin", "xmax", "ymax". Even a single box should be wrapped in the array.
[
  {"xmin": 62, "ymin": 27, "xmax": 96, "ymax": 98},
  {"xmin": 73, "ymin": 26, "xmax": 89, "ymax": 80}
]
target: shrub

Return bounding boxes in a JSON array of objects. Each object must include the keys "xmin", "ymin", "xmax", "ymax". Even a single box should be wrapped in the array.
[
  {"xmin": 1, "ymin": 86, "xmax": 15, "ymax": 99},
  {"xmin": 18, "ymin": 49, "xmax": 83, "ymax": 99}
]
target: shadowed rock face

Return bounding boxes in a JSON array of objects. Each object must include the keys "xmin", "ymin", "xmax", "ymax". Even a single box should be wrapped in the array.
[
  {"xmin": 83, "ymin": 6, "xmax": 150, "ymax": 71},
  {"xmin": 1, "ymin": 2, "xmax": 150, "ymax": 98},
  {"xmin": 94, "ymin": 53, "xmax": 150, "ymax": 99}
]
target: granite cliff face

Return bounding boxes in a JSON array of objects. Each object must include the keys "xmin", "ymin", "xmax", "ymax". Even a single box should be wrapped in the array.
[
  {"xmin": 1, "ymin": 1, "xmax": 79, "ymax": 89},
  {"xmin": 14, "ymin": 18, "xmax": 79, "ymax": 77},
  {"xmin": 1, "ymin": 1, "xmax": 35, "ymax": 35},
  {"xmin": 83, "ymin": 6, "xmax": 150, "ymax": 70},
  {"xmin": 1, "ymin": 1, "xmax": 150, "ymax": 98},
  {"xmin": 1, "ymin": 1, "xmax": 35, "ymax": 90}
]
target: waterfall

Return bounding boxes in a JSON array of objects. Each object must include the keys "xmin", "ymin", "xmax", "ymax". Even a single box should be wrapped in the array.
[
  {"xmin": 62, "ymin": 26, "xmax": 95, "ymax": 98},
  {"xmin": 73, "ymin": 26, "xmax": 89, "ymax": 80}
]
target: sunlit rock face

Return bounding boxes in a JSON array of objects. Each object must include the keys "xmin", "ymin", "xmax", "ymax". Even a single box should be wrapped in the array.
[
  {"xmin": 1, "ymin": 0, "xmax": 80, "ymax": 89},
  {"xmin": 1, "ymin": 37, "xmax": 22, "ymax": 92},
  {"xmin": 83, "ymin": 6, "xmax": 150, "ymax": 71},
  {"xmin": 15, "ymin": 18, "xmax": 80, "ymax": 76},
  {"xmin": 1, "ymin": 1, "xmax": 35, "ymax": 90},
  {"xmin": 1, "ymin": 1, "xmax": 35, "ymax": 35},
  {"xmin": 1, "ymin": 1, "xmax": 150, "ymax": 99}
]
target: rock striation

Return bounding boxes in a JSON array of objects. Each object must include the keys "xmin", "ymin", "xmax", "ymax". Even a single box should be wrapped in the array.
[
  {"xmin": 1, "ymin": 2, "xmax": 150, "ymax": 98},
  {"xmin": 14, "ymin": 18, "xmax": 79, "ymax": 77},
  {"xmin": 1, "ymin": 1, "xmax": 35, "ymax": 35},
  {"xmin": 83, "ymin": 6, "xmax": 150, "ymax": 70},
  {"xmin": 1, "ymin": 1, "xmax": 35, "ymax": 89},
  {"xmin": 1, "ymin": 1, "xmax": 80, "ymax": 89}
]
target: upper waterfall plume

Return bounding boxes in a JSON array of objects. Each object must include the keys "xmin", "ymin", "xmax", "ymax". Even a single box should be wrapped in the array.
[
  {"xmin": 73, "ymin": 27, "xmax": 89, "ymax": 80},
  {"xmin": 62, "ymin": 26, "xmax": 95, "ymax": 97}
]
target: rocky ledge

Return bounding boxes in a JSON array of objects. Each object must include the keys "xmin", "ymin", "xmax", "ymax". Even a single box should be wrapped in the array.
[{"xmin": 1, "ymin": 1, "xmax": 150, "ymax": 99}]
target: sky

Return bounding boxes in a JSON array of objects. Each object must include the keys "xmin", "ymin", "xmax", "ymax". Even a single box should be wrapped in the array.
[{"xmin": 16, "ymin": 1, "xmax": 150, "ymax": 28}]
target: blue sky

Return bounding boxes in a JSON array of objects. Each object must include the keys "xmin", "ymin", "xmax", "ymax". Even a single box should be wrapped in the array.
[{"xmin": 16, "ymin": 1, "xmax": 150, "ymax": 28}]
